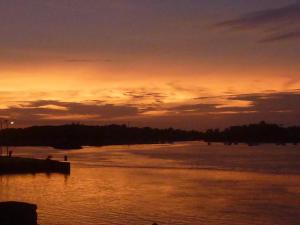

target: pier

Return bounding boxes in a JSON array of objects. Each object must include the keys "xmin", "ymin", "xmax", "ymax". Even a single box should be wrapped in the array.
[{"xmin": 0, "ymin": 156, "xmax": 70, "ymax": 175}]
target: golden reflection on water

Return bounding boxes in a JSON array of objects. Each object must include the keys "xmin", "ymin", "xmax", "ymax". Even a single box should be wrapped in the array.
[{"xmin": 0, "ymin": 142, "xmax": 300, "ymax": 225}]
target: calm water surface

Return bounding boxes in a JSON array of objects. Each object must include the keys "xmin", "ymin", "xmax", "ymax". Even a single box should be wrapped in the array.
[{"xmin": 0, "ymin": 142, "xmax": 300, "ymax": 225}]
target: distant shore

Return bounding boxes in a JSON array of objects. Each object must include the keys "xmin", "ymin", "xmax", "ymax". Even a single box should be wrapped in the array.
[
  {"xmin": 0, "ymin": 124, "xmax": 200, "ymax": 149},
  {"xmin": 0, "ymin": 122, "xmax": 299, "ymax": 150},
  {"xmin": 203, "ymin": 121, "xmax": 300, "ymax": 145}
]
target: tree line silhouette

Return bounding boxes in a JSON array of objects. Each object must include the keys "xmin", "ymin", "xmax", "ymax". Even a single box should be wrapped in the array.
[
  {"xmin": 204, "ymin": 121, "xmax": 300, "ymax": 145},
  {"xmin": 0, "ymin": 124, "xmax": 201, "ymax": 149},
  {"xmin": 0, "ymin": 121, "xmax": 299, "ymax": 149}
]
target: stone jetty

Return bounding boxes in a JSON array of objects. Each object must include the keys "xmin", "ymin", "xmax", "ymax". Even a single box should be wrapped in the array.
[{"xmin": 0, "ymin": 156, "xmax": 70, "ymax": 174}]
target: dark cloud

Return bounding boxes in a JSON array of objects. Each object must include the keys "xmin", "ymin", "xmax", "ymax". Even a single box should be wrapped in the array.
[
  {"xmin": 217, "ymin": 2, "xmax": 300, "ymax": 42},
  {"xmin": 169, "ymin": 91, "xmax": 300, "ymax": 115},
  {"xmin": 1, "ymin": 91, "xmax": 300, "ymax": 129},
  {"xmin": 0, "ymin": 100, "xmax": 138, "ymax": 122},
  {"xmin": 229, "ymin": 91, "xmax": 300, "ymax": 112},
  {"xmin": 170, "ymin": 104, "xmax": 219, "ymax": 113},
  {"xmin": 123, "ymin": 90, "xmax": 166, "ymax": 104}
]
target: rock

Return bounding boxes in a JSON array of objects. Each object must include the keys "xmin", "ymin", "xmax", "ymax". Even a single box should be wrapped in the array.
[{"xmin": 0, "ymin": 202, "xmax": 37, "ymax": 225}]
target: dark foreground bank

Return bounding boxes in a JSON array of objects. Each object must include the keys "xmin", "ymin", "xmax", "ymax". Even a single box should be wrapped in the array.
[
  {"xmin": 0, "ymin": 156, "xmax": 70, "ymax": 174},
  {"xmin": 0, "ymin": 202, "xmax": 37, "ymax": 225}
]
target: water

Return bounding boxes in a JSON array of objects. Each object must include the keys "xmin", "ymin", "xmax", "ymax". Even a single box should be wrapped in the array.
[{"xmin": 0, "ymin": 142, "xmax": 300, "ymax": 225}]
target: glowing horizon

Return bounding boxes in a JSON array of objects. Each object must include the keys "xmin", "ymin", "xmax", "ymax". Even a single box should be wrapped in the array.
[{"xmin": 1, "ymin": 0, "xmax": 300, "ymax": 129}]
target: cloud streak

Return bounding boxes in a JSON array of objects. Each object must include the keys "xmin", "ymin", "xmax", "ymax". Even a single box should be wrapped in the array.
[
  {"xmin": 0, "ymin": 100, "xmax": 139, "ymax": 122},
  {"xmin": 169, "ymin": 91, "xmax": 300, "ymax": 115},
  {"xmin": 217, "ymin": 2, "xmax": 300, "ymax": 42},
  {"xmin": 64, "ymin": 59, "xmax": 112, "ymax": 63},
  {"xmin": 260, "ymin": 30, "xmax": 300, "ymax": 43},
  {"xmin": 1, "ymin": 90, "xmax": 300, "ymax": 129}
]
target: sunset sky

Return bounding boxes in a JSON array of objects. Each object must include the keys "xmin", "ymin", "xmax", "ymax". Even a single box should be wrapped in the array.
[{"xmin": 1, "ymin": 0, "xmax": 300, "ymax": 129}]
